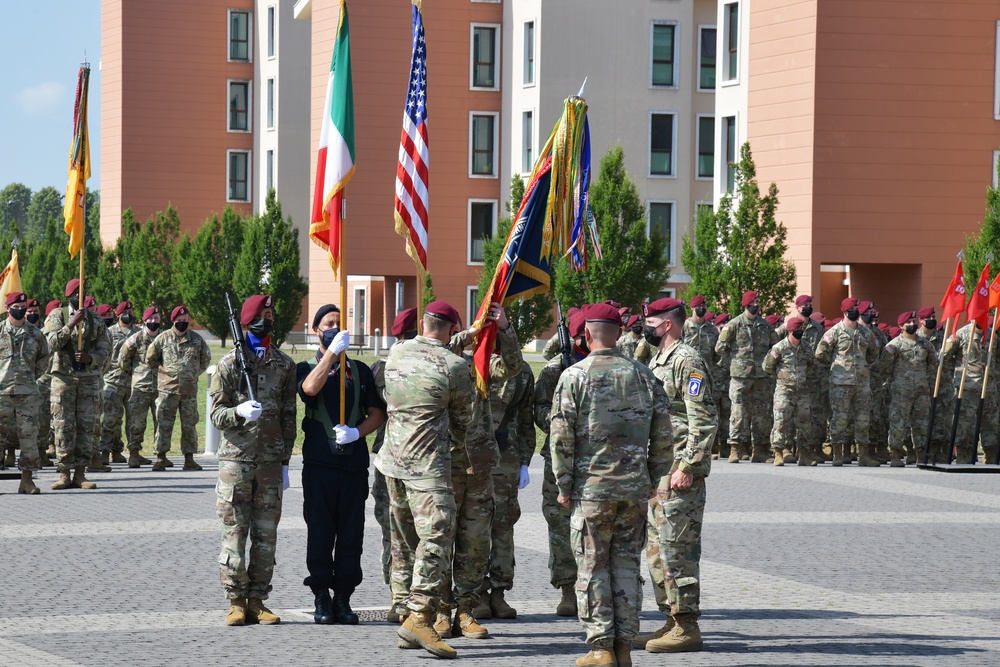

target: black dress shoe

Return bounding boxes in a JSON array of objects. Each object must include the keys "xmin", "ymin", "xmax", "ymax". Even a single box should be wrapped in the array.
[
  {"xmin": 313, "ymin": 590, "xmax": 335, "ymax": 625},
  {"xmin": 332, "ymin": 593, "xmax": 359, "ymax": 625}
]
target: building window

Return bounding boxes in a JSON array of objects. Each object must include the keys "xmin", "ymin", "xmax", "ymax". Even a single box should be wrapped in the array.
[
  {"xmin": 229, "ymin": 10, "xmax": 251, "ymax": 62},
  {"xmin": 695, "ymin": 201, "xmax": 713, "ymax": 222},
  {"xmin": 267, "ymin": 6, "xmax": 275, "ymax": 58},
  {"xmin": 470, "ymin": 113, "xmax": 498, "ymax": 177},
  {"xmin": 467, "ymin": 287, "xmax": 480, "ymax": 328},
  {"xmin": 266, "ymin": 78, "xmax": 275, "ymax": 129},
  {"xmin": 697, "ymin": 116, "xmax": 715, "ymax": 179},
  {"xmin": 468, "ymin": 200, "xmax": 496, "ymax": 264},
  {"xmin": 228, "ymin": 150, "xmax": 250, "ymax": 202},
  {"xmin": 522, "ymin": 111, "xmax": 534, "ymax": 174},
  {"xmin": 993, "ymin": 150, "xmax": 1000, "ymax": 188},
  {"xmin": 651, "ymin": 23, "xmax": 677, "ymax": 87},
  {"xmin": 699, "ymin": 27, "xmax": 717, "ymax": 90},
  {"xmin": 723, "ymin": 116, "xmax": 737, "ymax": 191},
  {"xmin": 648, "ymin": 201, "xmax": 674, "ymax": 264},
  {"xmin": 995, "ymin": 21, "xmax": 1000, "ymax": 119},
  {"xmin": 524, "ymin": 21, "xmax": 535, "ymax": 85},
  {"xmin": 724, "ymin": 3, "xmax": 739, "ymax": 82},
  {"xmin": 649, "ymin": 113, "xmax": 676, "ymax": 177},
  {"xmin": 229, "ymin": 80, "xmax": 250, "ymax": 131},
  {"xmin": 266, "ymin": 149, "xmax": 274, "ymax": 191},
  {"xmin": 471, "ymin": 25, "xmax": 498, "ymax": 89}
]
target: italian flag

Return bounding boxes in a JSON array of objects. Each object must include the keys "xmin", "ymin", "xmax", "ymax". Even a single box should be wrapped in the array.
[{"xmin": 310, "ymin": 0, "xmax": 356, "ymax": 273}]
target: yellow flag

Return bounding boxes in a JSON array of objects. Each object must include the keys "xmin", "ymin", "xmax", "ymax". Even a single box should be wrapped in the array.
[
  {"xmin": 64, "ymin": 65, "xmax": 91, "ymax": 259},
  {"xmin": 0, "ymin": 249, "xmax": 23, "ymax": 315}
]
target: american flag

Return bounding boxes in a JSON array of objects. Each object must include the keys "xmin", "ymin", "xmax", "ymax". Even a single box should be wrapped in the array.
[{"xmin": 393, "ymin": 1, "xmax": 429, "ymax": 271}]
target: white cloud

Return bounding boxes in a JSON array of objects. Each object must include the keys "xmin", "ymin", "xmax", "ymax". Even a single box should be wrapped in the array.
[{"xmin": 16, "ymin": 81, "xmax": 66, "ymax": 115}]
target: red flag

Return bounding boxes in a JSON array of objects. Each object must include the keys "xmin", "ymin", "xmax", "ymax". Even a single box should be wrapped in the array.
[
  {"xmin": 988, "ymin": 271, "xmax": 1000, "ymax": 312},
  {"xmin": 939, "ymin": 261, "xmax": 966, "ymax": 323},
  {"xmin": 967, "ymin": 263, "xmax": 991, "ymax": 331}
]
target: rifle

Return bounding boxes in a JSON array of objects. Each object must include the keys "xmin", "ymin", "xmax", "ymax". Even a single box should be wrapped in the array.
[
  {"xmin": 225, "ymin": 292, "xmax": 258, "ymax": 403},
  {"xmin": 556, "ymin": 299, "xmax": 572, "ymax": 369}
]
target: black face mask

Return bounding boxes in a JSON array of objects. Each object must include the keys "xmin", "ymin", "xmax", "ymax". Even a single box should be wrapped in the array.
[
  {"xmin": 121, "ymin": 313, "xmax": 134, "ymax": 325},
  {"xmin": 103, "ymin": 318, "xmax": 114, "ymax": 328},
  {"xmin": 694, "ymin": 307, "xmax": 707, "ymax": 317},
  {"xmin": 746, "ymin": 304, "xmax": 760, "ymax": 316},
  {"xmin": 791, "ymin": 330, "xmax": 804, "ymax": 340},
  {"xmin": 923, "ymin": 319, "xmax": 936, "ymax": 331},
  {"xmin": 631, "ymin": 325, "xmax": 643, "ymax": 335},
  {"xmin": 248, "ymin": 317, "xmax": 274, "ymax": 338},
  {"xmin": 174, "ymin": 321, "xmax": 189, "ymax": 333},
  {"xmin": 8, "ymin": 308, "xmax": 26, "ymax": 321},
  {"xmin": 643, "ymin": 325, "xmax": 663, "ymax": 347},
  {"xmin": 321, "ymin": 327, "xmax": 340, "ymax": 349},
  {"xmin": 800, "ymin": 306, "xmax": 813, "ymax": 318},
  {"xmin": 402, "ymin": 330, "xmax": 418, "ymax": 340},
  {"xmin": 846, "ymin": 310, "xmax": 860, "ymax": 322},
  {"xmin": 904, "ymin": 324, "xmax": 918, "ymax": 335},
  {"xmin": 861, "ymin": 313, "xmax": 874, "ymax": 324},
  {"xmin": 147, "ymin": 321, "xmax": 160, "ymax": 332},
  {"xmin": 26, "ymin": 313, "xmax": 39, "ymax": 324},
  {"xmin": 69, "ymin": 296, "xmax": 80, "ymax": 310}
]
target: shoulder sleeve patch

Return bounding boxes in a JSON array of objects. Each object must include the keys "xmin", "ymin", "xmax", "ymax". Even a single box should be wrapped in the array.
[
  {"xmin": 687, "ymin": 372, "xmax": 703, "ymax": 396},
  {"xmin": 770, "ymin": 349, "xmax": 779, "ymax": 358}
]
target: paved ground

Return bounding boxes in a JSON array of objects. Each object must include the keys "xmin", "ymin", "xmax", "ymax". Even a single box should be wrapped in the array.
[{"xmin": 2, "ymin": 458, "xmax": 999, "ymax": 666}]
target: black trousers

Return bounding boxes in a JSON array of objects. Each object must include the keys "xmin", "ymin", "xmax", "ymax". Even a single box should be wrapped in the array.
[{"xmin": 302, "ymin": 464, "xmax": 368, "ymax": 596}]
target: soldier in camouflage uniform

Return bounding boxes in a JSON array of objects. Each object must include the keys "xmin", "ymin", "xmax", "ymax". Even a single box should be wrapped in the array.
[
  {"xmin": 876, "ymin": 311, "xmax": 937, "ymax": 467},
  {"xmin": 815, "ymin": 298, "xmax": 880, "ymax": 467},
  {"xmin": 762, "ymin": 317, "xmax": 814, "ymax": 466},
  {"xmin": 713, "ymin": 313, "xmax": 733, "ymax": 452},
  {"xmin": 98, "ymin": 301, "xmax": 139, "ymax": 466},
  {"xmin": 683, "ymin": 296, "xmax": 722, "ymax": 458},
  {"xmin": 542, "ymin": 307, "xmax": 579, "ymax": 360},
  {"xmin": 210, "ymin": 295, "xmax": 296, "ymax": 626},
  {"xmin": 83, "ymin": 303, "xmax": 117, "ymax": 473},
  {"xmin": 550, "ymin": 303, "xmax": 674, "ymax": 667},
  {"xmin": 145, "ymin": 305, "xmax": 211, "ymax": 471},
  {"xmin": 0, "ymin": 292, "xmax": 50, "ymax": 494},
  {"xmin": 374, "ymin": 300, "xmax": 472, "ymax": 660},
  {"xmin": 119, "ymin": 306, "xmax": 161, "ymax": 467},
  {"xmin": 942, "ymin": 319, "xmax": 998, "ymax": 464},
  {"xmin": 534, "ymin": 310, "xmax": 589, "ymax": 617},
  {"xmin": 860, "ymin": 302, "xmax": 890, "ymax": 463},
  {"xmin": 774, "ymin": 296, "xmax": 825, "ymax": 463},
  {"xmin": 917, "ymin": 307, "xmax": 951, "ymax": 463},
  {"xmin": 715, "ymin": 290, "xmax": 778, "ymax": 463},
  {"xmin": 30, "ymin": 299, "xmax": 55, "ymax": 467},
  {"xmin": 44, "ymin": 279, "xmax": 111, "ymax": 490},
  {"xmin": 635, "ymin": 297, "xmax": 717, "ymax": 654},
  {"xmin": 616, "ymin": 314, "xmax": 643, "ymax": 360}
]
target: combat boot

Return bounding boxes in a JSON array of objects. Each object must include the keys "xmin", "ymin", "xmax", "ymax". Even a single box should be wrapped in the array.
[
  {"xmin": 128, "ymin": 451, "xmax": 143, "ymax": 468},
  {"xmin": 312, "ymin": 589, "xmax": 334, "ymax": 625},
  {"xmin": 87, "ymin": 453, "xmax": 112, "ymax": 473},
  {"xmin": 39, "ymin": 450, "xmax": 51, "ymax": 467},
  {"xmin": 646, "ymin": 614, "xmax": 703, "ymax": 653},
  {"xmin": 575, "ymin": 646, "xmax": 616, "ymax": 666},
  {"xmin": 111, "ymin": 451, "xmax": 128, "ymax": 464},
  {"xmin": 632, "ymin": 617, "xmax": 674, "ymax": 648},
  {"xmin": 783, "ymin": 448, "xmax": 798, "ymax": 464},
  {"xmin": 875, "ymin": 444, "xmax": 891, "ymax": 464},
  {"xmin": 398, "ymin": 610, "xmax": 458, "ymax": 659},
  {"xmin": 246, "ymin": 597, "xmax": 281, "ymax": 624},
  {"xmin": 151, "ymin": 453, "xmax": 170, "ymax": 471},
  {"xmin": 889, "ymin": 450, "xmax": 905, "ymax": 467},
  {"xmin": 796, "ymin": 447, "xmax": 814, "ymax": 467},
  {"xmin": 858, "ymin": 445, "xmax": 881, "ymax": 467},
  {"xmin": 225, "ymin": 597, "xmax": 246, "ymax": 626},
  {"xmin": 18, "ymin": 470, "xmax": 40, "ymax": 495},
  {"xmin": 556, "ymin": 584, "xmax": 577, "ymax": 616},
  {"xmin": 831, "ymin": 444, "xmax": 843, "ymax": 467},
  {"xmin": 138, "ymin": 452, "xmax": 154, "ymax": 465},
  {"xmin": 453, "ymin": 605, "xmax": 489, "ymax": 639},
  {"xmin": 387, "ymin": 601, "xmax": 407, "ymax": 624},
  {"xmin": 905, "ymin": 447, "xmax": 918, "ymax": 465},
  {"xmin": 473, "ymin": 593, "xmax": 493, "ymax": 620},
  {"xmin": 614, "ymin": 639, "xmax": 632, "ymax": 667},
  {"xmin": 71, "ymin": 467, "xmax": 98, "ymax": 489},
  {"xmin": 332, "ymin": 592, "xmax": 359, "ymax": 625},
  {"xmin": 434, "ymin": 609, "xmax": 453, "ymax": 638},
  {"xmin": 3, "ymin": 447, "xmax": 14, "ymax": 467},
  {"xmin": 51, "ymin": 470, "xmax": 72, "ymax": 490},
  {"xmin": 183, "ymin": 453, "xmax": 203, "ymax": 471},
  {"xmin": 727, "ymin": 445, "xmax": 740, "ymax": 463},
  {"xmin": 490, "ymin": 588, "xmax": 517, "ymax": 619},
  {"xmin": 844, "ymin": 444, "xmax": 856, "ymax": 465},
  {"xmin": 772, "ymin": 448, "xmax": 785, "ymax": 467}
]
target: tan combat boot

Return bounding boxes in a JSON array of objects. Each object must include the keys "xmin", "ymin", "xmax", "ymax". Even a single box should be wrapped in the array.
[
  {"xmin": 772, "ymin": 449, "xmax": 785, "ymax": 467},
  {"xmin": 434, "ymin": 608, "xmax": 453, "ymax": 638},
  {"xmin": 556, "ymin": 584, "xmax": 577, "ymax": 616},
  {"xmin": 71, "ymin": 466, "xmax": 98, "ymax": 489},
  {"xmin": 453, "ymin": 605, "xmax": 489, "ymax": 639},
  {"xmin": 398, "ymin": 610, "xmax": 458, "ymax": 659},
  {"xmin": 575, "ymin": 646, "xmax": 616, "ymax": 666},
  {"xmin": 614, "ymin": 639, "xmax": 632, "ymax": 667},
  {"xmin": 646, "ymin": 614, "xmax": 703, "ymax": 653},
  {"xmin": 796, "ymin": 446, "xmax": 814, "ymax": 467},
  {"xmin": 727, "ymin": 445, "xmax": 740, "ymax": 463},
  {"xmin": 632, "ymin": 617, "xmax": 674, "ymax": 648},
  {"xmin": 18, "ymin": 470, "xmax": 40, "ymax": 495},
  {"xmin": 831, "ymin": 444, "xmax": 843, "ymax": 467},
  {"xmin": 783, "ymin": 448, "xmax": 798, "ymax": 464},
  {"xmin": 87, "ymin": 453, "xmax": 112, "ymax": 473},
  {"xmin": 225, "ymin": 597, "xmax": 247, "ymax": 626},
  {"xmin": 111, "ymin": 451, "xmax": 128, "ymax": 464},
  {"xmin": 751, "ymin": 446, "xmax": 768, "ymax": 463},
  {"xmin": 128, "ymin": 451, "xmax": 143, "ymax": 468},
  {"xmin": 889, "ymin": 450, "xmax": 905, "ymax": 467},
  {"xmin": 490, "ymin": 588, "xmax": 517, "ymax": 619},
  {"xmin": 472, "ymin": 592, "xmax": 492, "ymax": 620},
  {"xmin": 246, "ymin": 597, "xmax": 281, "ymax": 624},
  {"xmin": 151, "ymin": 453, "xmax": 170, "ymax": 471},
  {"xmin": 183, "ymin": 453, "xmax": 203, "ymax": 471},
  {"xmin": 51, "ymin": 470, "xmax": 72, "ymax": 490},
  {"xmin": 858, "ymin": 445, "xmax": 881, "ymax": 467}
]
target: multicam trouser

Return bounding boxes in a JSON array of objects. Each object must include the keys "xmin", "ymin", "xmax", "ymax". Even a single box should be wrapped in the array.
[
  {"xmin": 51, "ymin": 374, "xmax": 101, "ymax": 472},
  {"xmin": 829, "ymin": 383, "xmax": 872, "ymax": 446},
  {"xmin": 571, "ymin": 499, "xmax": 646, "ymax": 646},
  {"xmin": 485, "ymin": 446, "xmax": 521, "ymax": 592},
  {"xmin": 38, "ymin": 380, "xmax": 52, "ymax": 454},
  {"xmin": 443, "ymin": 466, "xmax": 494, "ymax": 609},
  {"xmin": 99, "ymin": 382, "xmax": 130, "ymax": 454},
  {"xmin": 155, "ymin": 393, "xmax": 199, "ymax": 455},
  {"xmin": 729, "ymin": 377, "xmax": 772, "ymax": 450},
  {"xmin": 644, "ymin": 496, "xmax": 670, "ymax": 614},
  {"xmin": 387, "ymin": 475, "xmax": 457, "ymax": 613},
  {"xmin": 771, "ymin": 385, "xmax": 812, "ymax": 450},
  {"xmin": 216, "ymin": 460, "xmax": 283, "ymax": 600},
  {"xmin": 127, "ymin": 389, "xmax": 157, "ymax": 452},
  {"xmin": 888, "ymin": 386, "xmax": 930, "ymax": 454},
  {"xmin": 953, "ymin": 384, "xmax": 999, "ymax": 464},
  {"xmin": 0, "ymin": 391, "xmax": 41, "ymax": 471},
  {"xmin": 542, "ymin": 453, "xmax": 577, "ymax": 588},
  {"xmin": 371, "ymin": 468, "xmax": 392, "ymax": 585},
  {"xmin": 649, "ymin": 480, "xmax": 706, "ymax": 617}
]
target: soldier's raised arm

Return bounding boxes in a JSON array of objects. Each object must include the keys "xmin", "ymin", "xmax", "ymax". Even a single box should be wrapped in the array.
[{"xmin": 815, "ymin": 330, "xmax": 834, "ymax": 365}]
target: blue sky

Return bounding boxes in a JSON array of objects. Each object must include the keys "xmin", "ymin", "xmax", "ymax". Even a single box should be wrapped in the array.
[{"xmin": 0, "ymin": 1, "xmax": 101, "ymax": 193}]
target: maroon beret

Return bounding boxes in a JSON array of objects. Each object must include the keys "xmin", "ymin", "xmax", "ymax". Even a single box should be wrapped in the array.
[
  {"xmin": 795, "ymin": 294, "xmax": 813, "ymax": 307},
  {"xmin": 115, "ymin": 301, "xmax": 133, "ymax": 316},
  {"xmin": 889, "ymin": 326, "xmax": 901, "ymax": 338},
  {"xmin": 65, "ymin": 278, "xmax": 80, "ymax": 297},
  {"xmin": 840, "ymin": 298, "xmax": 858, "ymax": 312},
  {"xmin": 603, "ymin": 299, "xmax": 621, "ymax": 309},
  {"xmin": 583, "ymin": 302, "xmax": 623, "ymax": 324},
  {"xmin": 566, "ymin": 307, "xmax": 580, "ymax": 319},
  {"xmin": 5, "ymin": 291, "xmax": 26, "ymax": 307},
  {"xmin": 143, "ymin": 306, "xmax": 159, "ymax": 320},
  {"xmin": 425, "ymin": 300, "xmax": 459, "ymax": 326},
  {"xmin": 171, "ymin": 305, "xmax": 189, "ymax": 320},
  {"xmin": 715, "ymin": 313, "xmax": 731, "ymax": 326},
  {"xmin": 786, "ymin": 317, "xmax": 804, "ymax": 332},
  {"xmin": 824, "ymin": 319, "xmax": 836, "ymax": 331},
  {"xmin": 240, "ymin": 294, "xmax": 273, "ymax": 326},
  {"xmin": 83, "ymin": 295, "xmax": 96, "ymax": 309},
  {"xmin": 644, "ymin": 297, "xmax": 685, "ymax": 318},
  {"xmin": 917, "ymin": 306, "xmax": 935, "ymax": 320},
  {"xmin": 705, "ymin": 311, "xmax": 716, "ymax": 321},
  {"xmin": 568, "ymin": 311, "xmax": 586, "ymax": 338},
  {"xmin": 625, "ymin": 314, "xmax": 641, "ymax": 329},
  {"xmin": 810, "ymin": 311, "xmax": 825, "ymax": 321},
  {"xmin": 46, "ymin": 300, "xmax": 62, "ymax": 317},
  {"xmin": 391, "ymin": 307, "xmax": 418, "ymax": 337},
  {"xmin": 741, "ymin": 290, "xmax": 758, "ymax": 307},
  {"xmin": 690, "ymin": 295, "xmax": 707, "ymax": 308},
  {"xmin": 617, "ymin": 306, "xmax": 631, "ymax": 318},
  {"xmin": 26, "ymin": 299, "xmax": 39, "ymax": 308},
  {"xmin": 897, "ymin": 311, "xmax": 916, "ymax": 327},
  {"xmin": 878, "ymin": 322, "xmax": 890, "ymax": 334},
  {"xmin": 765, "ymin": 314, "xmax": 782, "ymax": 327},
  {"xmin": 96, "ymin": 304, "xmax": 114, "ymax": 318},
  {"xmin": 858, "ymin": 300, "xmax": 874, "ymax": 315}
]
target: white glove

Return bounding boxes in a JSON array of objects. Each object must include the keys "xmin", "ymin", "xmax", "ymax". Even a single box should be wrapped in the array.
[
  {"xmin": 334, "ymin": 425, "xmax": 360, "ymax": 444},
  {"xmin": 281, "ymin": 465, "xmax": 290, "ymax": 490},
  {"xmin": 332, "ymin": 330, "xmax": 351, "ymax": 356},
  {"xmin": 236, "ymin": 400, "xmax": 262, "ymax": 422},
  {"xmin": 518, "ymin": 465, "xmax": 530, "ymax": 489}
]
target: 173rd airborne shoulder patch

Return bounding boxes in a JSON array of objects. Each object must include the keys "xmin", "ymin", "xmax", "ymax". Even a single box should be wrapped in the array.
[{"xmin": 688, "ymin": 372, "xmax": 703, "ymax": 397}]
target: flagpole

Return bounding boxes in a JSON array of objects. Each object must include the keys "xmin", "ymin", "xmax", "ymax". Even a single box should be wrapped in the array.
[
  {"xmin": 924, "ymin": 316, "xmax": 955, "ymax": 464},
  {"xmin": 339, "ymin": 196, "xmax": 347, "ymax": 426},
  {"xmin": 948, "ymin": 322, "xmax": 978, "ymax": 464},
  {"xmin": 416, "ymin": 264, "xmax": 424, "ymax": 325},
  {"xmin": 972, "ymin": 313, "xmax": 998, "ymax": 465},
  {"xmin": 78, "ymin": 195, "xmax": 85, "ymax": 355}
]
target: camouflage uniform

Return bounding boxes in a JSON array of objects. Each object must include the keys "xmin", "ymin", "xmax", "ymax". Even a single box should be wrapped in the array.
[
  {"xmin": 0, "ymin": 318, "xmax": 50, "ymax": 471},
  {"xmin": 683, "ymin": 318, "xmax": 722, "ymax": 455},
  {"xmin": 942, "ymin": 323, "xmax": 999, "ymax": 463},
  {"xmin": 37, "ymin": 359, "xmax": 53, "ymax": 457},
  {"xmin": 542, "ymin": 332, "xmax": 561, "ymax": 361},
  {"xmin": 119, "ymin": 329, "xmax": 159, "ymax": 452},
  {"xmin": 210, "ymin": 345, "xmax": 297, "ymax": 601},
  {"xmin": 44, "ymin": 307, "xmax": 111, "ymax": 471},
  {"xmin": 374, "ymin": 335, "xmax": 473, "ymax": 614},
  {"xmin": 550, "ymin": 348, "xmax": 673, "ymax": 647},
  {"xmin": 646, "ymin": 339, "xmax": 717, "ymax": 619},
  {"xmin": 616, "ymin": 332, "xmax": 642, "ymax": 360},
  {"xmin": 145, "ymin": 327, "xmax": 211, "ymax": 455},
  {"xmin": 715, "ymin": 313, "xmax": 778, "ymax": 459},
  {"xmin": 919, "ymin": 326, "xmax": 952, "ymax": 461},
  {"xmin": 776, "ymin": 317, "xmax": 826, "ymax": 452},
  {"xmin": 867, "ymin": 324, "xmax": 890, "ymax": 457},
  {"xmin": 876, "ymin": 334, "xmax": 937, "ymax": 459},
  {"xmin": 634, "ymin": 337, "xmax": 654, "ymax": 366},
  {"xmin": 100, "ymin": 322, "xmax": 139, "ymax": 455},
  {"xmin": 815, "ymin": 322, "xmax": 879, "ymax": 456},
  {"xmin": 762, "ymin": 337, "xmax": 813, "ymax": 454},
  {"xmin": 370, "ymin": 356, "xmax": 392, "ymax": 585}
]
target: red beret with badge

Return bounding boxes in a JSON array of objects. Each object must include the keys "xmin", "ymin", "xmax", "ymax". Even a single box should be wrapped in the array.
[
  {"xmin": 786, "ymin": 317, "xmax": 804, "ymax": 332},
  {"xmin": 171, "ymin": 305, "xmax": 189, "ymax": 321},
  {"xmin": 840, "ymin": 298, "xmax": 858, "ymax": 312},
  {"xmin": 5, "ymin": 291, "xmax": 26, "ymax": 307},
  {"xmin": 96, "ymin": 304, "xmax": 114, "ymax": 318},
  {"xmin": 858, "ymin": 300, "xmax": 874, "ymax": 315},
  {"xmin": 644, "ymin": 297, "xmax": 685, "ymax": 318},
  {"xmin": 897, "ymin": 311, "xmax": 916, "ymax": 327},
  {"xmin": 741, "ymin": 290, "xmax": 758, "ymax": 307},
  {"xmin": 83, "ymin": 295, "xmax": 96, "ymax": 309},
  {"xmin": 425, "ymin": 300, "xmax": 460, "ymax": 326},
  {"xmin": 26, "ymin": 298, "xmax": 39, "ymax": 308},
  {"xmin": 116, "ymin": 301, "xmax": 133, "ymax": 316},
  {"xmin": 583, "ymin": 302, "xmax": 623, "ymax": 324},
  {"xmin": 917, "ymin": 306, "xmax": 935, "ymax": 320},
  {"xmin": 240, "ymin": 294, "xmax": 273, "ymax": 326},
  {"xmin": 391, "ymin": 307, "xmax": 418, "ymax": 337},
  {"xmin": 143, "ymin": 306, "xmax": 159, "ymax": 320}
]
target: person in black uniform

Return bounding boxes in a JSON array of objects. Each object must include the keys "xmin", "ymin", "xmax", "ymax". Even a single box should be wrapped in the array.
[{"xmin": 297, "ymin": 304, "xmax": 386, "ymax": 625}]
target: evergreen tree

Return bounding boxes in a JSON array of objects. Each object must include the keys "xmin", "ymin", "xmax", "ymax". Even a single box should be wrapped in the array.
[
  {"xmin": 120, "ymin": 206, "xmax": 182, "ymax": 314},
  {"xmin": 26, "ymin": 187, "xmax": 64, "ymax": 243},
  {"xmin": 962, "ymin": 153, "xmax": 1000, "ymax": 288},
  {"xmin": 0, "ymin": 183, "xmax": 32, "ymax": 237},
  {"xmin": 421, "ymin": 271, "xmax": 436, "ymax": 311}
]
